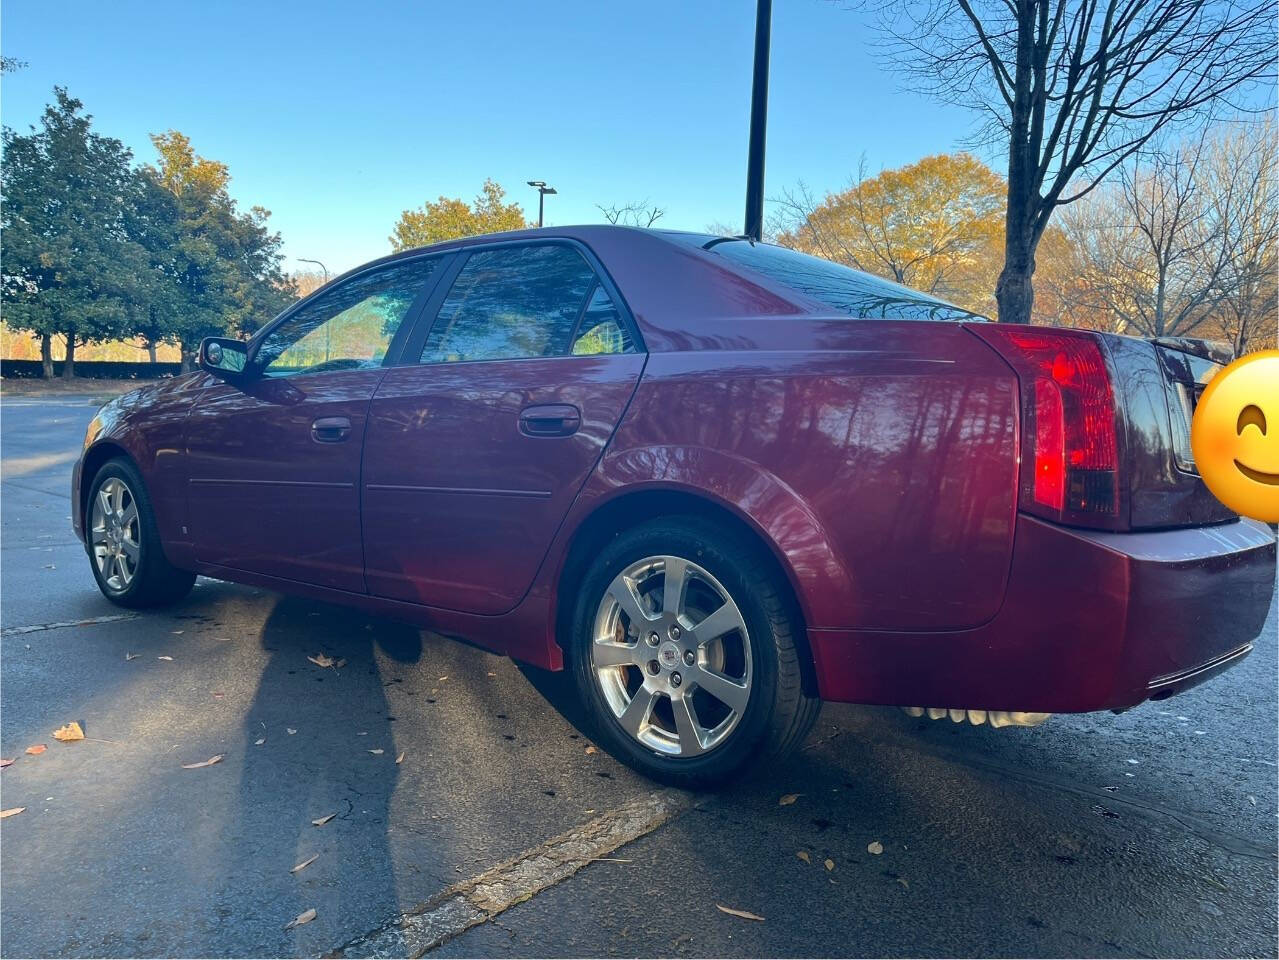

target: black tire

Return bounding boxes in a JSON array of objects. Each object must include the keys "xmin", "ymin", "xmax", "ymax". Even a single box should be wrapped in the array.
[
  {"xmin": 568, "ymin": 515, "xmax": 820, "ymax": 788},
  {"xmin": 85, "ymin": 457, "xmax": 196, "ymax": 608}
]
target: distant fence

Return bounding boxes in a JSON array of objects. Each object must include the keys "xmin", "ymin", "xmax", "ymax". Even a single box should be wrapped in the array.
[{"xmin": 1, "ymin": 360, "xmax": 184, "ymax": 380}]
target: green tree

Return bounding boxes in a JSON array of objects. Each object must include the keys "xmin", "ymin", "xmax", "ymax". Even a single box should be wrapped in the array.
[
  {"xmin": 390, "ymin": 179, "xmax": 529, "ymax": 251},
  {"xmin": 1, "ymin": 88, "xmax": 152, "ymax": 377},
  {"xmin": 143, "ymin": 131, "xmax": 294, "ymax": 367}
]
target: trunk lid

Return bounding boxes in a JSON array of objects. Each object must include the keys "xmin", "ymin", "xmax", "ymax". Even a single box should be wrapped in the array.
[{"xmin": 1103, "ymin": 333, "xmax": 1236, "ymax": 529}]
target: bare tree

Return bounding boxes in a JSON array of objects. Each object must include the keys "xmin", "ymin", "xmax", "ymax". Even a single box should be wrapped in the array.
[
  {"xmin": 870, "ymin": 0, "xmax": 1276, "ymax": 323},
  {"xmin": 1053, "ymin": 119, "xmax": 1277, "ymax": 345},
  {"xmin": 597, "ymin": 201, "xmax": 665, "ymax": 228}
]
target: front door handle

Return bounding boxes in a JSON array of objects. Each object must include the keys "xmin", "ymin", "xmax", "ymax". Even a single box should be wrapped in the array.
[
  {"xmin": 519, "ymin": 404, "xmax": 581, "ymax": 438},
  {"xmin": 311, "ymin": 416, "xmax": 352, "ymax": 443}
]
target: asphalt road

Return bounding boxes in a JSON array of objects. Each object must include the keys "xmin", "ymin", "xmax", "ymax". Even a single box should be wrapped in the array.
[{"xmin": 2, "ymin": 392, "xmax": 1276, "ymax": 959}]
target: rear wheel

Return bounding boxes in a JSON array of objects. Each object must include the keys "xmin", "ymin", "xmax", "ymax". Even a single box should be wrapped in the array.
[
  {"xmin": 569, "ymin": 516, "xmax": 819, "ymax": 787},
  {"xmin": 86, "ymin": 458, "xmax": 195, "ymax": 608}
]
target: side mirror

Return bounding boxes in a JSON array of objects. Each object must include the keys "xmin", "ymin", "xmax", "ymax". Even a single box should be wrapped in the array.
[{"xmin": 198, "ymin": 337, "xmax": 251, "ymax": 380}]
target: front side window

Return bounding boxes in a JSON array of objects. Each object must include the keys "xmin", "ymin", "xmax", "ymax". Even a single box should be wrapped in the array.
[
  {"xmin": 257, "ymin": 257, "xmax": 438, "ymax": 377},
  {"xmin": 420, "ymin": 244, "xmax": 599, "ymax": 364}
]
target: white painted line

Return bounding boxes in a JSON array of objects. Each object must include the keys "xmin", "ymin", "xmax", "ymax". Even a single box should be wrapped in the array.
[
  {"xmin": 3, "ymin": 613, "xmax": 140, "ymax": 636},
  {"xmin": 331, "ymin": 788, "xmax": 695, "ymax": 959}
]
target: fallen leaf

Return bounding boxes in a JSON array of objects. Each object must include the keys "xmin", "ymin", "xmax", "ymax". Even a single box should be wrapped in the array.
[
  {"xmin": 867, "ymin": 841, "xmax": 884, "ymax": 855},
  {"xmin": 1, "ymin": 807, "xmax": 26, "ymax": 819},
  {"xmin": 395, "ymin": 751, "xmax": 405, "ymax": 764},
  {"xmin": 25, "ymin": 745, "xmax": 47, "ymax": 756},
  {"xmin": 796, "ymin": 851, "xmax": 810, "ymax": 864},
  {"xmin": 897, "ymin": 877, "xmax": 910, "ymax": 890},
  {"xmin": 171, "ymin": 630, "xmax": 184, "ymax": 635},
  {"xmin": 368, "ymin": 749, "xmax": 384, "ymax": 755},
  {"xmin": 212, "ymin": 692, "xmax": 224, "ymax": 699},
  {"xmin": 778, "ymin": 793, "xmax": 801, "ymax": 806},
  {"xmin": 180, "ymin": 755, "xmax": 224, "ymax": 769},
  {"xmin": 357, "ymin": 731, "xmax": 368, "ymax": 736},
  {"xmin": 157, "ymin": 656, "xmax": 174, "ymax": 661},
  {"xmin": 53, "ymin": 722, "xmax": 85, "ymax": 742},
  {"xmin": 312, "ymin": 813, "xmax": 335, "ymax": 826},
  {"xmin": 716, "ymin": 904, "xmax": 765, "ymax": 922},
  {"xmin": 287, "ymin": 728, "xmax": 297, "ymax": 735},
  {"xmin": 438, "ymin": 676, "xmax": 448, "ymax": 681},
  {"xmin": 585, "ymin": 745, "xmax": 598, "ymax": 755},
  {"xmin": 284, "ymin": 908, "xmax": 316, "ymax": 930},
  {"xmin": 254, "ymin": 738, "xmax": 266, "ymax": 746},
  {"xmin": 290, "ymin": 854, "xmax": 318, "ymax": 874},
  {"xmin": 334, "ymin": 658, "xmax": 347, "ymax": 669},
  {"xmin": 308, "ymin": 653, "xmax": 335, "ymax": 668},
  {"xmin": 125, "ymin": 653, "xmax": 139, "ymax": 661},
  {"xmin": 824, "ymin": 858, "xmax": 835, "ymax": 871}
]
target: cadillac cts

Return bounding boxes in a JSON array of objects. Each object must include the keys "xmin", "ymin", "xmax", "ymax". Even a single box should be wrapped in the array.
[{"xmin": 73, "ymin": 227, "xmax": 1277, "ymax": 785}]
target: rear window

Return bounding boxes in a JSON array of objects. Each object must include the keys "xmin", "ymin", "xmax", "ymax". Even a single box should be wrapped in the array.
[{"xmin": 688, "ymin": 238, "xmax": 982, "ymax": 322}]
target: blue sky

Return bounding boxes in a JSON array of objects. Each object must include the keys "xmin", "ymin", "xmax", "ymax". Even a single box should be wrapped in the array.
[{"xmin": 2, "ymin": 0, "xmax": 980, "ymax": 276}]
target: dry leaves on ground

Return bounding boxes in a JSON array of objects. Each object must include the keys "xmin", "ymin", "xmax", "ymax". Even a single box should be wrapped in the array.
[
  {"xmin": 290, "ymin": 854, "xmax": 318, "ymax": 874},
  {"xmin": 395, "ymin": 751, "xmax": 405, "ymax": 764},
  {"xmin": 867, "ymin": 841, "xmax": 884, "ymax": 855},
  {"xmin": 0, "ymin": 758, "xmax": 14, "ymax": 769},
  {"xmin": 157, "ymin": 656, "xmax": 174, "ymax": 661},
  {"xmin": 1, "ymin": 807, "xmax": 26, "ymax": 819},
  {"xmin": 287, "ymin": 728, "xmax": 298, "ymax": 735},
  {"xmin": 796, "ymin": 851, "xmax": 810, "ymax": 864},
  {"xmin": 307, "ymin": 653, "xmax": 335, "ymax": 668},
  {"xmin": 25, "ymin": 745, "xmax": 47, "ymax": 756},
  {"xmin": 368, "ymin": 749, "xmax": 384, "ymax": 755},
  {"xmin": 585, "ymin": 745, "xmax": 598, "ymax": 755},
  {"xmin": 778, "ymin": 793, "xmax": 801, "ymax": 806},
  {"xmin": 254, "ymin": 737, "xmax": 266, "ymax": 746},
  {"xmin": 180, "ymin": 755, "xmax": 224, "ymax": 769},
  {"xmin": 125, "ymin": 653, "xmax": 139, "ymax": 661},
  {"xmin": 53, "ymin": 722, "xmax": 85, "ymax": 742},
  {"xmin": 716, "ymin": 904, "xmax": 765, "ymax": 921},
  {"xmin": 284, "ymin": 908, "xmax": 316, "ymax": 930},
  {"xmin": 824, "ymin": 858, "xmax": 835, "ymax": 871},
  {"xmin": 312, "ymin": 813, "xmax": 336, "ymax": 826}
]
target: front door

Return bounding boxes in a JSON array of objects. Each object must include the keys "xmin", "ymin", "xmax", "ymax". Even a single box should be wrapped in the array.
[
  {"xmin": 185, "ymin": 255, "xmax": 443, "ymax": 591},
  {"xmin": 361, "ymin": 241, "xmax": 646, "ymax": 614}
]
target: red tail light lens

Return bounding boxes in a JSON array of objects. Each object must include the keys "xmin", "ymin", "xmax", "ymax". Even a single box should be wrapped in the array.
[{"xmin": 971, "ymin": 325, "xmax": 1121, "ymax": 525}]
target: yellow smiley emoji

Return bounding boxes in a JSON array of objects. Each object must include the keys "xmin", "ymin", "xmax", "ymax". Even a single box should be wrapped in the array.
[{"xmin": 1190, "ymin": 349, "xmax": 1279, "ymax": 523}]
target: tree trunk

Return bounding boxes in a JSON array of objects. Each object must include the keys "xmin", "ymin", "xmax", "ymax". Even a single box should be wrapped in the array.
[
  {"xmin": 995, "ymin": 6, "xmax": 1039, "ymax": 326},
  {"xmin": 61, "ymin": 333, "xmax": 77, "ymax": 380},
  {"xmin": 179, "ymin": 342, "xmax": 194, "ymax": 374},
  {"xmin": 147, "ymin": 340, "xmax": 158, "ymax": 364},
  {"xmin": 40, "ymin": 334, "xmax": 54, "ymax": 379}
]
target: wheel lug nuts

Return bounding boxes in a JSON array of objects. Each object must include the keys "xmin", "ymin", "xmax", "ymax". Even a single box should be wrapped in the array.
[
  {"xmin": 669, "ymin": 624, "xmax": 681, "ymax": 640},
  {"xmin": 683, "ymin": 650, "xmax": 695, "ymax": 666},
  {"xmin": 646, "ymin": 660, "xmax": 660, "ymax": 676},
  {"xmin": 647, "ymin": 632, "xmax": 660, "ymax": 647},
  {"xmin": 670, "ymin": 672, "xmax": 682, "ymax": 687}
]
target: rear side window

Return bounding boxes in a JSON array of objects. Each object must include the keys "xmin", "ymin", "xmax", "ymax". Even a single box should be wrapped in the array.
[
  {"xmin": 571, "ymin": 284, "xmax": 634, "ymax": 356},
  {"xmin": 421, "ymin": 245, "xmax": 600, "ymax": 363},
  {"xmin": 705, "ymin": 240, "xmax": 981, "ymax": 322}
]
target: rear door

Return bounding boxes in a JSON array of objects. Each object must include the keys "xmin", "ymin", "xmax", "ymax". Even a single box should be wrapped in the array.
[
  {"xmin": 185, "ymin": 255, "xmax": 444, "ymax": 590},
  {"xmin": 361, "ymin": 240, "xmax": 645, "ymax": 614}
]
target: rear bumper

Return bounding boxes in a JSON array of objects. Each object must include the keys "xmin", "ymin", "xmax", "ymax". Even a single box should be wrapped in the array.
[{"xmin": 809, "ymin": 515, "xmax": 1275, "ymax": 713}]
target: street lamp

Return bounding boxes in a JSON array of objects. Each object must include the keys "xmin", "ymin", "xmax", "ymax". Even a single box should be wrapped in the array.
[
  {"xmin": 297, "ymin": 258, "xmax": 331, "ymax": 362},
  {"xmin": 743, "ymin": 0, "xmax": 772, "ymax": 241},
  {"xmin": 526, "ymin": 181, "xmax": 557, "ymax": 228}
]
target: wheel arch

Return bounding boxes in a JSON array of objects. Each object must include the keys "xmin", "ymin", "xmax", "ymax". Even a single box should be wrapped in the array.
[
  {"xmin": 79, "ymin": 441, "xmax": 137, "ymax": 540},
  {"xmin": 554, "ymin": 484, "xmax": 820, "ymax": 697}
]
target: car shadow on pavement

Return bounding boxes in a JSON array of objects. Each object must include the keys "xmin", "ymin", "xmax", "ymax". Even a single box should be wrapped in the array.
[{"xmin": 218, "ymin": 596, "xmax": 422, "ymax": 955}]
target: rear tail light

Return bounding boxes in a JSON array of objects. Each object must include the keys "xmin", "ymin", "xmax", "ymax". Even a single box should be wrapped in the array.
[{"xmin": 970, "ymin": 325, "xmax": 1122, "ymax": 527}]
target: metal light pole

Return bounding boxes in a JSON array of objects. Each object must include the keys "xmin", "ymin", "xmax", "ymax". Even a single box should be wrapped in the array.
[
  {"xmin": 744, "ymin": 0, "xmax": 772, "ymax": 241},
  {"xmin": 298, "ymin": 258, "xmax": 331, "ymax": 361},
  {"xmin": 527, "ymin": 180, "xmax": 557, "ymax": 228}
]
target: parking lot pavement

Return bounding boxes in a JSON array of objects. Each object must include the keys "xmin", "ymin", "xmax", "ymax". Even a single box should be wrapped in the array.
[{"xmin": 2, "ymin": 392, "xmax": 1276, "ymax": 958}]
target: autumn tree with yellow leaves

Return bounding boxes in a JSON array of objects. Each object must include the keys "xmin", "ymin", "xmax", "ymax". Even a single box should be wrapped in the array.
[{"xmin": 390, "ymin": 179, "xmax": 529, "ymax": 251}]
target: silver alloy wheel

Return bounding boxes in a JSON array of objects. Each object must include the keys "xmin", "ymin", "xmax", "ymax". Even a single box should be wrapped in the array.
[
  {"xmin": 591, "ymin": 555, "xmax": 752, "ymax": 757},
  {"xmin": 90, "ymin": 476, "xmax": 140, "ymax": 593}
]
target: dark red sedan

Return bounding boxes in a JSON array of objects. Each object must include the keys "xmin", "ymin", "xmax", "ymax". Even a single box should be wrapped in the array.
[{"xmin": 72, "ymin": 226, "xmax": 1276, "ymax": 785}]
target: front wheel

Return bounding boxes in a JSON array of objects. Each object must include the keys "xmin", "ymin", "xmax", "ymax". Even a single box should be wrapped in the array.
[
  {"xmin": 569, "ymin": 517, "xmax": 819, "ymax": 787},
  {"xmin": 86, "ymin": 458, "xmax": 195, "ymax": 608}
]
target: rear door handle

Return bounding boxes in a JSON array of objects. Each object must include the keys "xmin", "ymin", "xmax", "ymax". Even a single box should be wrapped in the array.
[
  {"xmin": 311, "ymin": 416, "xmax": 352, "ymax": 443},
  {"xmin": 519, "ymin": 404, "xmax": 581, "ymax": 438}
]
